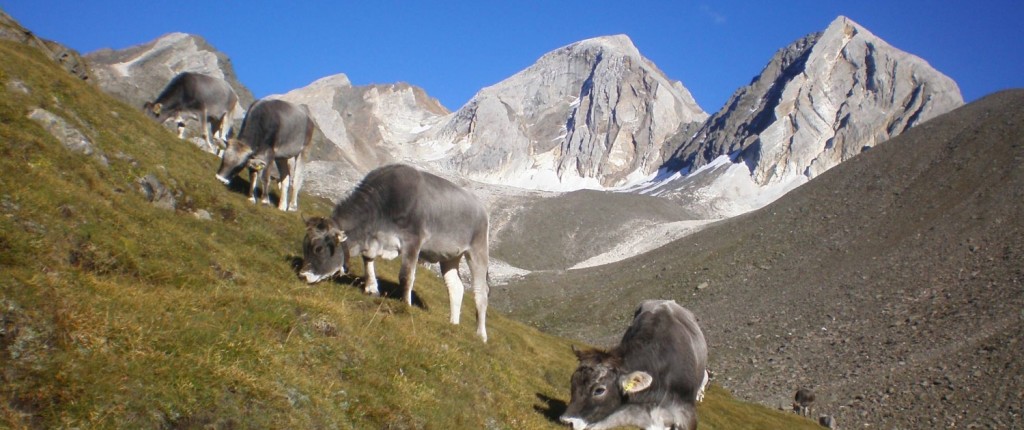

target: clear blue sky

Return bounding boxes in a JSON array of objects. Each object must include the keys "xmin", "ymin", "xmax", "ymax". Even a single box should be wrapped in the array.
[{"xmin": 4, "ymin": 1, "xmax": 1022, "ymax": 112}]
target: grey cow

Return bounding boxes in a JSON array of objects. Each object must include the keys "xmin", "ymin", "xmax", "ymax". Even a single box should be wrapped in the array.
[
  {"xmin": 299, "ymin": 164, "xmax": 491, "ymax": 342},
  {"xmin": 216, "ymin": 99, "xmax": 313, "ymax": 211},
  {"xmin": 561, "ymin": 300, "xmax": 709, "ymax": 430},
  {"xmin": 144, "ymin": 72, "xmax": 238, "ymax": 150}
]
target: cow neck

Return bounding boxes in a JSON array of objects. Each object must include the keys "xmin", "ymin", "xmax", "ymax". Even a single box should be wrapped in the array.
[{"xmin": 332, "ymin": 186, "xmax": 386, "ymax": 236}]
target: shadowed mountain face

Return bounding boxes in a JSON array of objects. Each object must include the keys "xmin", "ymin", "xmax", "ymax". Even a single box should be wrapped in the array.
[{"xmin": 495, "ymin": 90, "xmax": 1024, "ymax": 428}]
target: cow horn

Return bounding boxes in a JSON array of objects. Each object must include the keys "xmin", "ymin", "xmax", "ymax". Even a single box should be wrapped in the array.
[
  {"xmin": 335, "ymin": 231, "xmax": 347, "ymax": 243},
  {"xmin": 152, "ymin": 102, "xmax": 162, "ymax": 116}
]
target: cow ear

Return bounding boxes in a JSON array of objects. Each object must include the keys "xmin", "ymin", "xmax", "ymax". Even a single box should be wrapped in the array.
[
  {"xmin": 248, "ymin": 159, "xmax": 266, "ymax": 171},
  {"xmin": 619, "ymin": 371, "xmax": 653, "ymax": 394},
  {"xmin": 152, "ymin": 102, "xmax": 162, "ymax": 116}
]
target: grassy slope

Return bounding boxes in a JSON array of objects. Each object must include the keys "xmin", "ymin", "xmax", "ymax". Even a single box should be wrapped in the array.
[{"xmin": 0, "ymin": 39, "xmax": 819, "ymax": 429}]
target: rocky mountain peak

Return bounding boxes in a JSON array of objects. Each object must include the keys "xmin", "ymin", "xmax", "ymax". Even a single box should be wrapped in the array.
[
  {"xmin": 86, "ymin": 32, "xmax": 253, "ymax": 113},
  {"xmin": 653, "ymin": 15, "xmax": 963, "ymax": 216},
  {"xmin": 429, "ymin": 34, "xmax": 707, "ymax": 190}
]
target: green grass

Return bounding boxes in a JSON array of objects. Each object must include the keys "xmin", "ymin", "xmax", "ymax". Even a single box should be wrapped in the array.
[{"xmin": 0, "ymin": 38, "xmax": 821, "ymax": 429}]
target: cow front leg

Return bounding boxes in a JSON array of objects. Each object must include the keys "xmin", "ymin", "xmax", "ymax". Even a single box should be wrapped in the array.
[
  {"xmin": 363, "ymin": 257, "xmax": 380, "ymax": 296},
  {"xmin": 288, "ymin": 157, "xmax": 303, "ymax": 211},
  {"xmin": 247, "ymin": 169, "xmax": 259, "ymax": 203},
  {"xmin": 276, "ymin": 174, "xmax": 291, "ymax": 210},
  {"xmin": 398, "ymin": 244, "xmax": 421, "ymax": 306},
  {"xmin": 696, "ymin": 369, "xmax": 709, "ymax": 403},
  {"xmin": 174, "ymin": 113, "xmax": 186, "ymax": 139},
  {"xmin": 440, "ymin": 258, "xmax": 464, "ymax": 325},
  {"xmin": 200, "ymin": 108, "xmax": 215, "ymax": 152}
]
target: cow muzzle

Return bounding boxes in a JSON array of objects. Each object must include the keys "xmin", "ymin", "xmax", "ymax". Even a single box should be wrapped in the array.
[{"xmin": 558, "ymin": 416, "xmax": 588, "ymax": 430}]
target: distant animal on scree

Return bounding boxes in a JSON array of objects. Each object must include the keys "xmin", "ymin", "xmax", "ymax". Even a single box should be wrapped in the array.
[
  {"xmin": 215, "ymin": 98, "xmax": 313, "ymax": 212},
  {"xmin": 793, "ymin": 387, "xmax": 815, "ymax": 417},
  {"xmin": 299, "ymin": 164, "xmax": 491, "ymax": 342},
  {"xmin": 144, "ymin": 72, "xmax": 238, "ymax": 150},
  {"xmin": 561, "ymin": 300, "xmax": 709, "ymax": 430}
]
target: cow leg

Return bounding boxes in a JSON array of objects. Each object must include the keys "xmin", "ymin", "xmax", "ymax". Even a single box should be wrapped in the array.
[
  {"xmin": 277, "ymin": 176, "xmax": 290, "ymax": 211},
  {"xmin": 174, "ymin": 113, "xmax": 186, "ymax": 139},
  {"xmin": 696, "ymin": 369, "xmax": 709, "ymax": 403},
  {"xmin": 288, "ymin": 157, "xmax": 303, "ymax": 211},
  {"xmin": 440, "ymin": 258, "xmax": 464, "ymax": 325},
  {"xmin": 467, "ymin": 251, "xmax": 489, "ymax": 342},
  {"xmin": 259, "ymin": 161, "xmax": 276, "ymax": 206},
  {"xmin": 248, "ymin": 169, "xmax": 259, "ymax": 203},
  {"xmin": 277, "ymin": 158, "xmax": 296, "ymax": 211},
  {"xmin": 363, "ymin": 257, "xmax": 380, "ymax": 296},
  {"xmin": 398, "ymin": 242, "xmax": 422, "ymax": 306}
]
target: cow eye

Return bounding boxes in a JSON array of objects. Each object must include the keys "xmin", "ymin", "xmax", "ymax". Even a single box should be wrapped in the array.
[
  {"xmin": 592, "ymin": 386, "xmax": 607, "ymax": 397},
  {"xmin": 314, "ymin": 245, "xmax": 324, "ymax": 255}
]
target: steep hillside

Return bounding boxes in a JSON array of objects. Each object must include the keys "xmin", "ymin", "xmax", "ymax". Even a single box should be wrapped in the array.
[
  {"xmin": 497, "ymin": 90, "xmax": 1024, "ymax": 428},
  {"xmin": 0, "ymin": 31, "xmax": 821, "ymax": 429}
]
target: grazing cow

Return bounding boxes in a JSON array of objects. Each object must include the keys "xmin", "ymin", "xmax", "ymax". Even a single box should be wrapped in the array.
[
  {"xmin": 144, "ymin": 72, "xmax": 238, "ymax": 150},
  {"xmin": 299, "ymin": 164, "xmax": 491, "ymax": 342},
  {"xmin": 215, "ymin": 99, "xmax": 313, "ymax": 211},
  {"xmin": 561, "ymin": 300, "xmax": 709, "ymax": 430},
  {"xmin": 793, "ymin": 388, "xmax": 815, "ymax": 417}
]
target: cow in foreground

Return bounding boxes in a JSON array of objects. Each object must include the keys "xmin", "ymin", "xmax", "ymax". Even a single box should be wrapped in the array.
[
  {"xmin": 299, "ymin": 164, "xmax": 491, "ymax": 342},
  {"xmin": 216, "ymin": 99, "xmax": 313, "ymax": 211},
  {"xmin": 561, "ymin": 300, "xmax": 709, "ymax": 430},
  {"xmin": 144, "ymin": 72, "xmax": 238, "ymax": 151}
]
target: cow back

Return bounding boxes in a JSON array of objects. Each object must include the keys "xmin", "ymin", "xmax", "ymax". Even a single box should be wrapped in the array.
[
  {"xmin": 236, "ymin": 99, "xmax": 313, "ymax": 158},
  {"xmin": 332, "ymin": 164, "xmax": 488, "ymax": 254},
  {"xmin": 617, "ymin": 300, "xmax": 707, "ymax": 405},
  {"xmin": 154, "ymin": 72, "xmax": 236, "ymax": 115}
]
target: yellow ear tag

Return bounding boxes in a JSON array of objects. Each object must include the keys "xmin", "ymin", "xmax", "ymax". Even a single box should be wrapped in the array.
[{"xmin": 623, "ymin": 380, "xmax": 635, "ymax": 391}]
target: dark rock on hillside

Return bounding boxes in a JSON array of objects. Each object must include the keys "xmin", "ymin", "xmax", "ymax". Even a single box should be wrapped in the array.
[{"xmin": 497, "ymin": 90, "xmax": 1024, "ymax": 429}]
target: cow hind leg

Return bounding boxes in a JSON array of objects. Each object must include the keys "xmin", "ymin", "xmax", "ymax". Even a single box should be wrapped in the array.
[
  {"xmin": 440, "ymin": 258, "xmax": 464, "ymax": 325},
  {"xmin": 467, "ymin": 251, "xmax": 489, "ymax": 342}
]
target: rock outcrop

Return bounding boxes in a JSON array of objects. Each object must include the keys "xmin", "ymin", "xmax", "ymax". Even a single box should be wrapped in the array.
[
  {"xmin": 428, "ymin": 35, "xmax": 707, "ymax": 190},
  {"xmin": 269, "ymin": 74, "xmax": 451, "ymax": 198},
  {"xmin": 85, "ymin": 33, "xmax": 253, "ymax": 128},
  {"xmin": 651, "ymin": 16, "xmax": 963, "ymax": 215},
  {"xmin": 0, "ymin": 10, "xmax": 89, "ymax": 80}
]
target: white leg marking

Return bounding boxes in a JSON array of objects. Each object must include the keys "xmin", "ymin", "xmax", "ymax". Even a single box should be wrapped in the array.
[
  {"xmin": 363, "ymin": 258, "xmax": 379, "ymax": 296},
  {"xmin": 697, "ymin": 369, "xmax": 709, "ymax": 403},
  {"xmin": 441, "ymin": 259, "xmax": 464, "ymax": 325},
  {"xmin": 277, "ymin": 173, "xmax": 291, "ymax": 211},
  {"xmin": 468, "ymin": 253, "xmax": 489, "ymax": 342}
]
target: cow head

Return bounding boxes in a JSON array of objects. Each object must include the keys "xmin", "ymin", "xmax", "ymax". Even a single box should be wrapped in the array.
[
  {"xmin": 299, "ymin": 216, "xmax": 350, "ymax": 283},
  {"xmin": 143, "ymin": 101, "xmax": 164, "ymax": 119},
  {"xmin": 215, "ymin": 138, "xmax": 254, "ymax": 185},
  {"xmin": 560, "ymin": 347, "xmax": 653, "ymax": 430}
]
